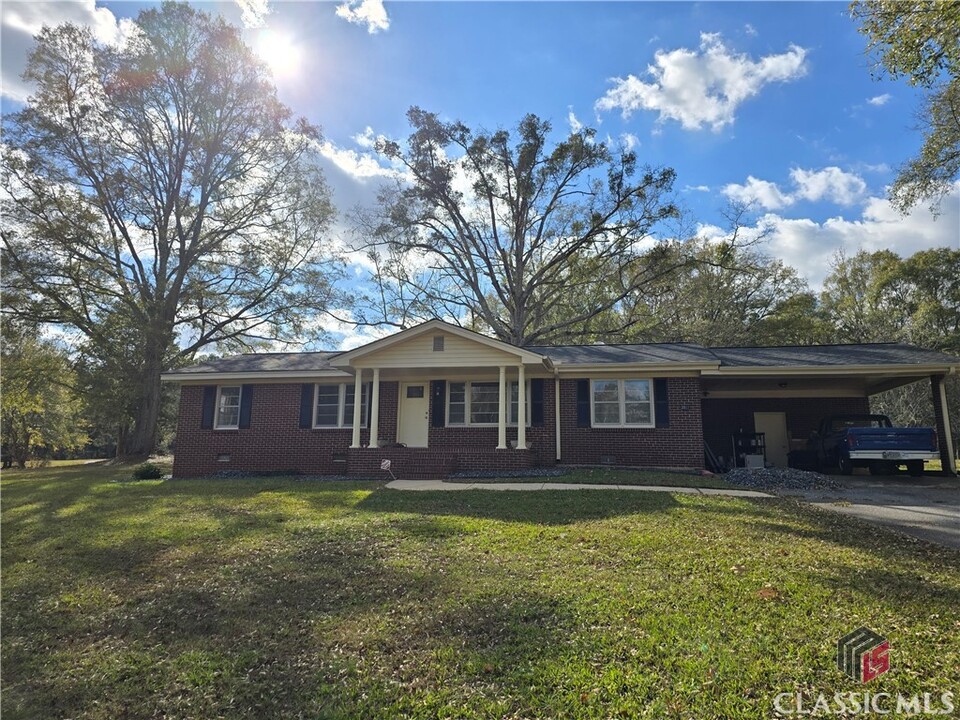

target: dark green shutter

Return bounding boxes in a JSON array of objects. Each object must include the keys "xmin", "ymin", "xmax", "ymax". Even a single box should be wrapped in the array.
[
  {"xmin": 238, "ymin": 385, "xmax": 253, "ymax": 429},
  {"xmin": 299, "ymin": 384, "xmax": 314, "ymax": 428},
  {"xmin": 576, "ymin": 379, "xmax": 590, "ymax": 427},
  {"xmin": 431, "ymin": 380, "xmax": 446, "ymax": 427},
  {"xmin": 654, "ymin": 378, "xmax": 669, "ymax": 428},
  {"xmin": 531, "ymin": 379, "xmax": 545, "ymax": 427},
  {"xmin": 201, "ymin": 386, "xmax": 216, "ymax": 429}
]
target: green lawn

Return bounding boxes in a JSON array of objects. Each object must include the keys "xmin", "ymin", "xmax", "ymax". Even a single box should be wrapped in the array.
[
  {"xmin": 447, "ymin": 468, "xmax": 733, "ymax": 488},
  {"xmin": 2, "ymin": 464, "xmax": 958, "ymax": 719}
]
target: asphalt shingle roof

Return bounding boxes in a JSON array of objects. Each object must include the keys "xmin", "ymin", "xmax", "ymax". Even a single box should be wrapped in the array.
[
  {"xmin": 168, "ymin": 340, "xmax": 960, "ymax": 376},
  {"xmin": 709, "ymin": 343, "xmax": 960, "ymax": 368},
  {"xmin": 173, "ymin": 351, "xmax": 342, "ymax": 374},
  {"xmin": 526, "ymin": 342, "xmax": 719, "ymax": 365}
]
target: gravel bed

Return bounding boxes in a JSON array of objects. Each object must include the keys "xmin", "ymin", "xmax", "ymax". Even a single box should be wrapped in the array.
[
  {"xmin": 448, "ymin": 468, "xmax": 570, "ymax": 480},
  {"xmin": 722, "ymin": 466, "xmax": 840, "ymax": 491}
]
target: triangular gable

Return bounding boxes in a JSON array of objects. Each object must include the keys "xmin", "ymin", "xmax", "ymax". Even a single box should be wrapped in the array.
[{"xmin": 331, "ymin": 319, "xmax": 548, "ymax": 369}]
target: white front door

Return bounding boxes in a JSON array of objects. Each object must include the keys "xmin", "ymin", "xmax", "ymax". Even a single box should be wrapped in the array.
[
  {"xmin": 754, "ymin": 412, "xmax": 789, "ymax": 467},
  {"xmin": 398, "ymin": 383, "xmax": 429, "ymax": 447}
]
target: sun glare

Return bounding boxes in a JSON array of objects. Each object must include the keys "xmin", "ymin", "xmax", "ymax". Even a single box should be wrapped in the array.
[{"xmin": 254, "ymin": 28, "xmax": 302, "ymax": 79}]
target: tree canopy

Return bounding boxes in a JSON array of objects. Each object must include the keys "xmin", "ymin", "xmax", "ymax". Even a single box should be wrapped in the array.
[
  {"xmin": 354, "ymin": 108, "xmax": 681, "ymax": 345},
  {"xmin": 2, "ymin": 2, "xmax": 340, "ymax": 455},
  {"xmin": 851, "ymin": 0, "xmax": 960, "ymax": 211}
]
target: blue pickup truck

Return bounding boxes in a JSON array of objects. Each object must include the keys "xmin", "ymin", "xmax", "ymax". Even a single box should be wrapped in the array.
[{"xmin": 809, "ymin": 414, "xmax": 939, "ymax": 476}]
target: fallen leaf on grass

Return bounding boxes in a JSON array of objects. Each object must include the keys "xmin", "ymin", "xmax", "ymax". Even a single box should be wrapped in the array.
[
  {"xmin": 757, "ymin": 586, "xmax": 781, "ymax": 600},
  {"xmin": 731, "ymin": 564, "xmax": 747, "ymax": 574}
]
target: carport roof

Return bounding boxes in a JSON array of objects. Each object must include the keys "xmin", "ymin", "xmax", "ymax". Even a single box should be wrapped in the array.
[{"xmin": 709, "ymin": 343, "xmax": 960, "ymax": 369}]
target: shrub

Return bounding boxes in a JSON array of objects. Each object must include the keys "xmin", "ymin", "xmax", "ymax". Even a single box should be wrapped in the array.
[{"xmin": 132, "ymin": 462, "xmax": 164, "ymax": 480}]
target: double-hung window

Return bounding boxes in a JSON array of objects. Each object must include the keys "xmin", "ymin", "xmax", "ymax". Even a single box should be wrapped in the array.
[
  {"xmin": 591, "ymin": 379, "xmax": 654, "ymax": 427},
  {"xmin": 447, "ymin": 381, "xmax": 530, "ymax": 426},
  {"xmin": 313, "ymin": 383, "xmax": 368, "ymax": 428},
  {"xmin": 215, "ymin": 386, "xmax": 242, "ymax": 429}
]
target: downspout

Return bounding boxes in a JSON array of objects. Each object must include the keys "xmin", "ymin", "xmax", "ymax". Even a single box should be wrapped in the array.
[{"xmin": 555, "ymin": 370, "xmax": 562, "ymax": 462}]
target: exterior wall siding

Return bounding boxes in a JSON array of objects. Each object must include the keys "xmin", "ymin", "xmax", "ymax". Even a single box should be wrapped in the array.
[
  {"xmin": 558, "ymin": 377, "xmax": 704, "ymax": 469},
  {"xmin": 701, "ymin": 395, "xmax": 871, "ymax": 467}
]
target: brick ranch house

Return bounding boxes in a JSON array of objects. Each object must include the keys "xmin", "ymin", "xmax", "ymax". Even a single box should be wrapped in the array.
[{"xmin": 164, "ymin": 320, "xmax": 958, "ymax": 479}]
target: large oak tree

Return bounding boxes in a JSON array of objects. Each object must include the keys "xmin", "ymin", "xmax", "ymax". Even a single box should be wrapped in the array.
[
  {"xmin": 2, "ymin": 2, "xmax": 339, "ymax": 456},
  {"xmin": 354, "ymin": 109, "xmax": 681, "ymax": 345}
]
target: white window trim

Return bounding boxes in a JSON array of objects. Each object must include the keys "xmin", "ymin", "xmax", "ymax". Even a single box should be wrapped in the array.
[
  {"xmin": 214, "ymin": 385, "xmax": 242, "ymax": 430},
  {"xmin": 446, "ymin": 380, "xmax": 531, "ymax": 427},
  {"xmin": 589, "ymin": 379, "xmax": 655, "ymax": 429},
  {"xmin": 312, "ymin": 383, "xmax": 368, "ymax": 429}
]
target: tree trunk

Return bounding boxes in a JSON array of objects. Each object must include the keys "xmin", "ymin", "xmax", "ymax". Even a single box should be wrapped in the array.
[{"xmin": 123, "ymin": 350, "xmax": 163, "ymax": 459}]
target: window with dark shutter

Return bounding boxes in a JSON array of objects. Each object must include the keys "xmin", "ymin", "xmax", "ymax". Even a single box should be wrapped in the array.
[
  {"xmin": 576, "ymin": 379, "xmax": 590, "ymax": 427},
  {"xmin": 238, "ymin": 385, "xmax": 253, "ymax": 428},
  {"xmin": 531, "ymin": 379, "xmax": 545, "ymax": 427},
  {"xmin": 201, "ymin": 386, "xmax": 216, "ymax": 429},
  {"xmin": 654, "ymin": 378, "xmax": 670, "ymax": 428},
  {"xmin": 299, "ymin": 384, "xmax": 314, "ymax": 428}
]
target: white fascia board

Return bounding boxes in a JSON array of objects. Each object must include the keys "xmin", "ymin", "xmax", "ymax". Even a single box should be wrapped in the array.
[
  {"xmin": 702, "ymin": 364, "xmax": 959, "ymax": 377},
  {"xmin": 554, "ymin": 362, "xmax": 719, "ymax": 375}
]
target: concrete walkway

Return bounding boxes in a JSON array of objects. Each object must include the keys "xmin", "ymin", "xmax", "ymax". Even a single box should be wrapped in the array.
[{"xmin": 385, "ymin": 479, "xmax": 772, "ymax": 498}]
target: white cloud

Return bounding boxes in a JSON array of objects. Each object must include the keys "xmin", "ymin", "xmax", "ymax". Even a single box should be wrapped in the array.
[
  {"xmin": 317, "ymin": 140, "xmax": 398, "ymax": 182},
  {"xmin": 744, "ymin": 23, "xmax": 758, "ymax": 37},
  {"xmin": 1, "ymin": 0, "xmax": 137, "ymax": 101},
  {"xmin": 683, "ymin": 184, "xmax": 711, "ymax": 193},
  {"xmin": 722, "ymin": 176, "xmax": 794, "ymax": 210},
  {"xmin": 335, "ymin": 0, "xmax": 390, "ymax": 34},
  {"xmin": 790, "ymin": 166, "xmax": 866, "ymax": 206},
  {"xmin": 567, "ymin": 107, "xmax": 583, "ymax": 133},
  {"xmin": 353, "ymin": 126, "xmax": 378, "ymax": 149},
  {"xmin": 867, "ymin": 93, "xmax": 891, "ymax": 106},
  {"xmin": 709, "ymin": 182, "xmax": 960, "ymax": 288},
  {"xmin": 723, "ymin": 166, "xmax": 867, "ymax": 210},
  {"xmin": 595, "ymin": 32, "xmax": 807, "ymax": 131},
  {"xmin": 235, "ymin": 0, "xmax": 270, "ymax": 28},
  {"xmin": 620, "ymin": 132, "xmax": 639, "ymax": 150}
]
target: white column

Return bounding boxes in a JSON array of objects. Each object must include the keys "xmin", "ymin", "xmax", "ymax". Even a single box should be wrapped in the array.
[
  {"xmin": 497, "ymin": 365, "xmax": 507, "ymax": 449},
  {"xmin": 350, "ymin": 368, "xmax": 363, "ymax": 448},
  {"xmin": 370, "ymin": 368, "xmax": 380, "ymax": 449},
  {"xmin": 937, "ymin": 376, "xmax": 956, "ymax": 474},
  {"xmin": 517, "ymin": 364, "xmax": 527, "ymax": 450}
]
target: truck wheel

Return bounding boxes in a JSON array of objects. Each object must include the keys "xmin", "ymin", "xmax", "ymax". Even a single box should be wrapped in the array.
[
  {"xmin": 838, "ymin": 456, "xmax": 853, "ymax": 475},
  {"xmin": 906, "ymin": 460, "xmax": 924, "ymax": 477}
]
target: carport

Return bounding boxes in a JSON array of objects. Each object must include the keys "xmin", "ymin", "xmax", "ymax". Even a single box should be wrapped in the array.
[{"xmin": 699, "ymin": 344, "xmax": 957, "ymax": 475}]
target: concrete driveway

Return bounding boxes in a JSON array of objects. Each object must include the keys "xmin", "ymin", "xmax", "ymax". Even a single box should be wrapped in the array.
[{"xmin": 791, "ymin": 474, "xmax": 960, "ymax": 548}]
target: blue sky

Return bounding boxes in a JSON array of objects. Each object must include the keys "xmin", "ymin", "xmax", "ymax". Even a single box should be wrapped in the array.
[{"xmin": 2, "ymin": 1, "xmax": 958, "ymax": 348}]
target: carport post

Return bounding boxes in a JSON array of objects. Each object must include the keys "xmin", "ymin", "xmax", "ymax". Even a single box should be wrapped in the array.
[{"xmin": 931, "ymin": 374, "xmax": 956, "ymax": 475}]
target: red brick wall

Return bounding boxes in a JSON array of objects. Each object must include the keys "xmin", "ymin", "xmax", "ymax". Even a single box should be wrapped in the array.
[
  {"xmin": 172, "ymin": 379, "xmax": 555, "ymax": 477},
  {"xmin": 173, "ymin": 383, "xmax": 399, "ymax": 477},
  {"xmin": 427, "ymin": 379, "xmax": 557, "ymax": 468},
  {"xmin": 558, "ymin": 377, "xmax": 704, "ymax": 469},
  {"xmin": 701, "ymin": 396, "xmax": 871, "ymax": 466}
]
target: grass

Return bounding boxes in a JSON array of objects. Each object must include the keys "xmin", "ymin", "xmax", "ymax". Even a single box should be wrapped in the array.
[
  {"xmin": 447, "ymin": 468, "xmax": 733, "ymax": 489},
  {"xmin": 3, "ymin": 464, "xmax": 958, "ymax": 719}
]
